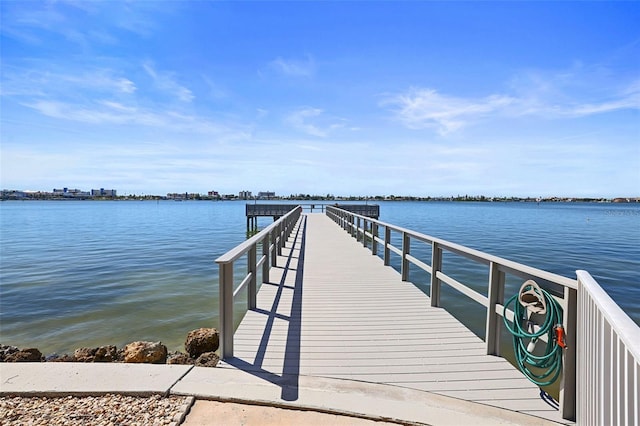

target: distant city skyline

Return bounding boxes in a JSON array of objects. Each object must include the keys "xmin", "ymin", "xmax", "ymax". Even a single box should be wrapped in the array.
[
  {"xmin": 1, "ymin": 2, "xmax": 639, "ymax": 198},
  {"xmin": 3, "ymin": 186, "xmax": 637, "ymax": 203}
]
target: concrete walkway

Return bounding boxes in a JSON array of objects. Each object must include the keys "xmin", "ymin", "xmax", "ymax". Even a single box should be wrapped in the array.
[{"xmin": 1, "ymin": 363, "xmax": 562, "ymax": 425}]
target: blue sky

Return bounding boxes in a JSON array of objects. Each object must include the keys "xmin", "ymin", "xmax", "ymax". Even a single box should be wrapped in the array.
[{"xmin": 1, "ymin": 1, "xmax": 638, "ymax": 197}]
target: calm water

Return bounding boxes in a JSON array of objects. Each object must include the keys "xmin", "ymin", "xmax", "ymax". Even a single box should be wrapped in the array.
[{"xmin": 1, "ymin": 200, "xmax": 638, "ymax": 356}]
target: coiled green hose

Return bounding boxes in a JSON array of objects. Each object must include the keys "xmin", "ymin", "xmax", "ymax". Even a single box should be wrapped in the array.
[{"xmin": 503, "ymin": 281, "xmax": 564, "ymax": 387}]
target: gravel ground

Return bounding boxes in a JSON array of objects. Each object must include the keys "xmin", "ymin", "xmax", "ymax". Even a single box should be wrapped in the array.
[{"xmin": 0, "ymin": 394, "xmax": 194, "ymax": 426}]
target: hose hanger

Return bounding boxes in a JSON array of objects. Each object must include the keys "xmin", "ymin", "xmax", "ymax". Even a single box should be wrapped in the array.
[
  {"xmin": 518, "ymin": 280, "xmax": 547, "ymax": 315},
  {"xmin": 503, "ymin": 279, "xmax": 564, "ymax": 388}
]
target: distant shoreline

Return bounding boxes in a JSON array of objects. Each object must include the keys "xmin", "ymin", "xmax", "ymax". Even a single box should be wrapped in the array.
[{"xmin": 1, "ymin": 195, "xmax": 638, "ymax": 203}]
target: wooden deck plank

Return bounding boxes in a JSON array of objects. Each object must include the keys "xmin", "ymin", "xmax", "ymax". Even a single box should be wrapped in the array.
[{"xmin": 223, "ymin": 213, "xmax": 566, "ymax": 424}]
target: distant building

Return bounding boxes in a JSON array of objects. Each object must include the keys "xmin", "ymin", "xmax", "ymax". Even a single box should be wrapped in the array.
[
  {"xmin": 1, "ymin": 190, "xmax": 27, "ymax": 199},
  {"xmin": 51, "ymin": 188, "xmax": 90, "ymax": 198},
  {"xmin": 166, "ymin": 192, "xmax": 201, "ymax": 200},
  {"xmin": 239, "ymin": 191, "xmax": 252, "ymax": 200},
  {"xmin": 91, "ymin": 188, "xmax": 117, "ymax": 197},
  {"xmin": 257, "ymin": 191, "xmax": 275, "ymax": 199}
]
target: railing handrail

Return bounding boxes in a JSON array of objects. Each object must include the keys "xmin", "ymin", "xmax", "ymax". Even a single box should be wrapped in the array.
[
  {"xmin": 216, "ymin": 205, "xmax": 303, "ymax": 359},
  {"xmin": 325, "ymin": 205, "xmax": 577, "ymax": 289},
  {"xmin": 217, "ymin": 208, "xmax": 299, "ymax": 264}
]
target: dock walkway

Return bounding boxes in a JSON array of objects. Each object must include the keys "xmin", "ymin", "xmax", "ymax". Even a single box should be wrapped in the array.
[{"xmin": 219, "ymin": 213, "xmax": 566, "ymax": 424}]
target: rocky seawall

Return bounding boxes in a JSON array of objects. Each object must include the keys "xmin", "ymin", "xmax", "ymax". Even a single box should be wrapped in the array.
[{"xmin": 0, "ymin": 328, "xmax": 220, "ymax": 367}]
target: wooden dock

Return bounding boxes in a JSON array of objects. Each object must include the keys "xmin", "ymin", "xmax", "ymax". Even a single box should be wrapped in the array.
[{"xmin": 220, "ymin": 213, "xmax": 567, "ymax": 423}]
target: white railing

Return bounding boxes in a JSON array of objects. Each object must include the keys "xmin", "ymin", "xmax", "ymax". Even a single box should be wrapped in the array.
[
  {"xmin": 326, "ymin": 206, "xmax": 587, "ymax": 419},
  {"xmin": 577, "ymin": 270, "xmax": 640, "ymax": 426},
  {"xmin": 216, "ymin": 205, "xmax": 302, "ymax": 359}
]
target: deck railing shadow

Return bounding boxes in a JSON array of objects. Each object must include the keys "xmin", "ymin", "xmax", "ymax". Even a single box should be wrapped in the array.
[{"xmin": 216, "ymin": 208, "xmax": 304, "ymax": 401}]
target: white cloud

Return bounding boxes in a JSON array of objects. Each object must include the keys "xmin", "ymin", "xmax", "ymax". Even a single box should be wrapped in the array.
[
  {"xmin": 568, "ymin": 83, "xmax": 640, "ymax": 116},
  {"xmin": 143, "ymin": 62, "xmax": 194, "ymax": 102},
  {"xmin": 384, "ymin": 88, "xmax": 514, "ymax": 135},
  {"xmin": 268, "ymin": 56, "xmax": 315, "ymax": 77},
  {"xmin": 386, "ymin": 77, "xmax": 640, "ymax": 135},
  {"xmin": 1, "ymin": 66, "xmax": 137, "ymax": 97},
  {"xmin": 506, "ymin": 68, "xmax": 640, "ymax": 118},
  {"xmin": 286, "ymin": 108, "xmax": 325, "ymax": 137},
  {"xmin": 22, "ymin": 99, "xmax": 247, "ymax": 139},
  {"xmin": 285, "ymin": 107, "xmax": 347, "ymax": 137}
]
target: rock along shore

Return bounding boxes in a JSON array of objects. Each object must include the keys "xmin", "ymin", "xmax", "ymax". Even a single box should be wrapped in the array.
[{"xmin": 0, "ymin": 328, "xmax": 220, "ymax": 368}]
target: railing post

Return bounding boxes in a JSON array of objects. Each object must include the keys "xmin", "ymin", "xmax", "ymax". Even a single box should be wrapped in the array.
[
  {"xmin": 248, "ymin": 244, "xmax": 257, "ymax": 310},
  {"xmin": 270, "ymin": 228, "xmax": 277, "ymax": 267},
  {"xmin": 356, "ymin": 217, "xmax": 361, "ymax": 241},
  {"xmin": 401, "ymin": 232, "xmax": 410, "ymax": 281},
  {"xmin": 362, "ymin": 219, "xmax": 368, "ymax": 248},
  {"xmin": 371, "ymin": 222, "xmax": 378, "ymax": 255},
  {"xmin": 262, "ymin": 236, "xmax": 269, "ymax": 283},
  {"xmin": 485, "ymin": 261, "xmax": 505, "ymax": 355},
  {"xmin": 384, "ymin": 226, "xmax": 391, "ymax": 266},
  {"xmin": 560, "ymin": 284, "xmax": 577, "ymax": 421},
  {"xmin": 430, "ymin": 242, "xmax": 442, "ymax": 307},
  {"xmin": 277, "ymin": 221, "xmax": 283, "ymax": 256},
  {"xmin": 218, "ymin": 262, "xmax": 234, "ymax": 359}
]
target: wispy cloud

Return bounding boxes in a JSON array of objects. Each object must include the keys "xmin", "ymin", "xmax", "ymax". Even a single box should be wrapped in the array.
[
  {"xmin": 285, "ymin": 107, "xmax": 346, "ymax": 137},
  {"xmin": 0, "ymin": 1, "xmax": 157, "ymax": 47},
  {"xmin": 143, "ymin": 62, "xmax": 194, "ymax": 102},
  {"xmin": 22, "ymin": 99, "xmax": 247, "ymax": 139},
  {"xmin": 567, "ymin": 80, "xmax": 640, "ymax": 116},
  {"xmin": 385, "ymin": 75, "xmax": 640, "ymax": 135},
  {"xmin": 286, "ymin": 108, "xmax": 326, "ymax": 137},
  {"xmin": 268, "ymin": 55, "xmax": 315, "ymax": 77},
  {"xmin": 1, "ymin": 65, "xmax": 136, "ymax": 97},
  {"xmin": 384, "ymin": 88, "xmax": 514, "ymax": 135}
]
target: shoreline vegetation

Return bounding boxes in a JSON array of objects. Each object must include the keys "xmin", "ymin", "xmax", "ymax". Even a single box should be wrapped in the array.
[{"xmin": 2, "ymin": 189, "xmax": 638, "ymax": 203}]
